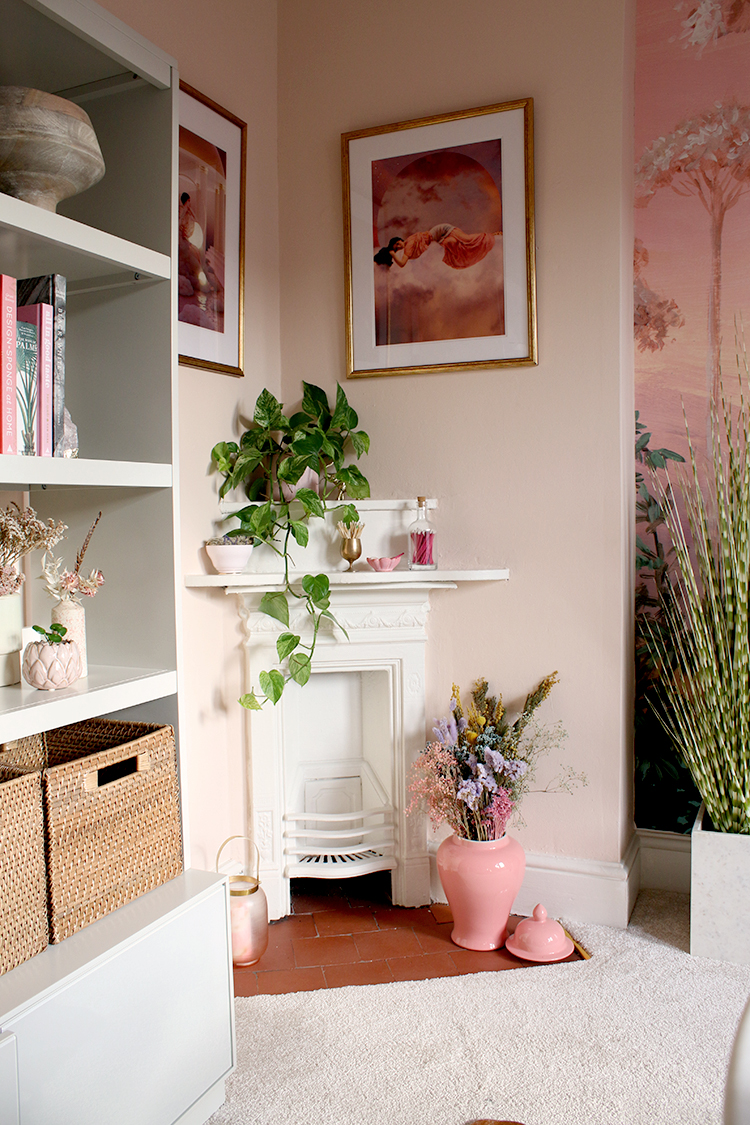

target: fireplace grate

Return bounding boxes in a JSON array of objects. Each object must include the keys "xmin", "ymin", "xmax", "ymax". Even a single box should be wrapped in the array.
[{"xmin": 283, "ymin": 806, "xmax": 396, "ymax": 879}]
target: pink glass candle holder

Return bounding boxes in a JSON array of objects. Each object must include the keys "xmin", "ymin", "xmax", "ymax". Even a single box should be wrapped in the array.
[{"xmin": 216, "ymin": 835, "xmax": 269, "ymax": 966}]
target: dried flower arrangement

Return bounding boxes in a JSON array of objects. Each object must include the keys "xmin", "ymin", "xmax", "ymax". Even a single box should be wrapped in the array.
[
  {"xmin": 408, "ymin": 674, "xmax": 586, "ymax": 841},
  {"xmin": 41, "ymin": 511, "xmax": 104, "ymax": 604},
  {"xmin": 0, "ymin": 502, "xmax": 66, "ymax": 597}
]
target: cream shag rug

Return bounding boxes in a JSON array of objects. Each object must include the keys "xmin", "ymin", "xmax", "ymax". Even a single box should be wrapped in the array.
[{"xmin": 208, "ymin": 891, "xmax": 750, "ymax": 1125}]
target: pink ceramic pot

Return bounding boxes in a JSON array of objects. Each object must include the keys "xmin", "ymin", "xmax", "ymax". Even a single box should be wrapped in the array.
[{"xmin": 437, "ymin": 833, "xmax": 526, "ymax": 950}]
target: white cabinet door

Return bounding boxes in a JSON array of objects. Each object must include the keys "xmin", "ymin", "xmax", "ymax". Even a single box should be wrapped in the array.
[
  {"xmin": 0, "ymin": 1032, "xmax": 20, "ymax": 1125},
  {"xmin": 7, "ymin": 884, "xmax": 233, "ymax": 1125}
]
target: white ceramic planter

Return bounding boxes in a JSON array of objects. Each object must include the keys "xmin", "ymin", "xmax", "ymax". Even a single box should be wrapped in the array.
[
  {"xmin": 205, "ymin": 542, "xmax": 254, "ymax": 574},
  {"xmin": 0, "ymin": 591, "xmax": 23, "ymax": 686},
  {"xmin": 691, "ymin": 803, "xmax": 750, "ymax": 964},
  {"xmin": 51, "ymin": 599, "xmax": 87, "ymax": 675}
]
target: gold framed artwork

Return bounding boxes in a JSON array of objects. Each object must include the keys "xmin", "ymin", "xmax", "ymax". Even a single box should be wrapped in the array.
[
  {"xmin": 178, "ymin": 81, "xmax": 246, "ymax": 377},
  {"xmin": 342, "ymin": 98, "xmax": 537, "ymax": 379}
]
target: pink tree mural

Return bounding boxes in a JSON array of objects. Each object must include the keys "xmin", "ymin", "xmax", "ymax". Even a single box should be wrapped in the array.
[{"xmin": 635, "ymin": 101, "xmax": 750, "ymax": 400}]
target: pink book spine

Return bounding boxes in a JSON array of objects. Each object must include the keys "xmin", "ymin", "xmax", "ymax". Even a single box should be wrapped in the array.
[
  {"xmin": 37, "ymin": 304, "xmax": 52, "ymax": 456},
  {"xmin": 0, "ymin": 275, "xmax": 16, "ymax": 455},
  {"xmin": 17, "ymin": 304, "xmax": 53, "ymax": 457}
]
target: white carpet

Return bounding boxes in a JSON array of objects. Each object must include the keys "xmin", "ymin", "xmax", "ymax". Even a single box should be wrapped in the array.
[{"xmin": 208, "ymin": 891, "xmax": 750, "ymax": 1125}]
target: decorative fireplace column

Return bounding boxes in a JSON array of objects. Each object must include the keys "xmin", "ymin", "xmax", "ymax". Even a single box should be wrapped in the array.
[{"xmin": 187, "ymin": 501, "xmax": 507, "ymax": 920}]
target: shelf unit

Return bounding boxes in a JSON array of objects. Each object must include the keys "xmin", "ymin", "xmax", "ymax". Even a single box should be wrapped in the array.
[
  {"xmin": 0, "ymin": 3, "xmax": 234, "ymax": 1122},
  {"xmin": 0, "ymin": 0, "xmax": 181, "ymax": 756}
]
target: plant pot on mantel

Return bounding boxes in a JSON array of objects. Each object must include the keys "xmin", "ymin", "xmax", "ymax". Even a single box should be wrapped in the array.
[{"xmin": 691, "ymin": 803, "xmax": 750, "ymax": 965}]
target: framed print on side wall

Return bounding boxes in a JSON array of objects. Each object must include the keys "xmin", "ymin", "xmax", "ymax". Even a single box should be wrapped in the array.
[
  {"xmin": 342, "ymin": 98, "xmax": 537, "ymax": 379},
  {"xmin": 178, "ymin": 81, "xmax": 246, "ymax": 377}
]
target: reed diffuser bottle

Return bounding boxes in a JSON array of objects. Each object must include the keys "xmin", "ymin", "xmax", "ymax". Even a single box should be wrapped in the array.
[{"xmin": 408, "ymin": 497, "xmax": 436, "ymax": 570}]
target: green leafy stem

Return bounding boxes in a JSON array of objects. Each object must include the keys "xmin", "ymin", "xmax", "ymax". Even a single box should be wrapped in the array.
[{"xmin": 211, "ymin": 381, "xmax": 370, "ymax": 709}]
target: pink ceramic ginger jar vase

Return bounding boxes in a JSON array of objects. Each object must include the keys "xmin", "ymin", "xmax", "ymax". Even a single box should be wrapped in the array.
[{"xmin": 437, "ymin": 833, "xmax": 526, "ymax": 951}]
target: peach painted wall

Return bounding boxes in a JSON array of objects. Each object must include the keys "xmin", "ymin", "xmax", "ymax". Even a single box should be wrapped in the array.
[
  {"xmin": 94, "ymin": 0, "xmax": 636, "ymax": 875},
  {"xmin": 93, "ymin": 0, "xmax": 281, "ymax": 869},
  {"xmin": 277, "ymin": 0, "xmax": 636, "ymax": 864}
]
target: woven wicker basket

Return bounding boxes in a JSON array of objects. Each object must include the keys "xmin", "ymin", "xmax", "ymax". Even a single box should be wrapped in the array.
[
  {"xmin": 0, "ymin": 768, "xmax": 48, "ymax": 973},
  {"xmin": 0, "ymin": 719, "xmax": 183, "ymax": 943}
]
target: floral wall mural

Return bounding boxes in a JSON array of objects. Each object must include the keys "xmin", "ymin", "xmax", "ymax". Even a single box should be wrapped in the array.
[{"xmin": 634, "ymin": 0, "xmax": 750, "ymax": 830}]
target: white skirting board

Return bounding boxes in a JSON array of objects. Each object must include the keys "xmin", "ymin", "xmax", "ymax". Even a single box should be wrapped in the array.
[
  {"xmin": 429, "ymin": 834, "xmax": 642, "ymax": 929},
  {"xmin": 429, "ymin": 830, "xmax": 694, "ymax": 927},
  {"xmin": 637, "ymin": 828, "xmax": 691, "ymax": 893}
]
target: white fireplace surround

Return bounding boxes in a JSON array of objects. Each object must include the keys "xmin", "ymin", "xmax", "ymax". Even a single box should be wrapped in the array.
[{"xmin": 188, "ymin": 500, "xmax": 508, "ymax": 919}]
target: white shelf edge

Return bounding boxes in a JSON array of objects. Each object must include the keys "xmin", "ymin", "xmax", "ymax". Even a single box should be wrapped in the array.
[
  {"xmin": 0, "ymin": 667, "xmax": 177, "ymax": 742},
  {"xmin": 0, "ymin": 194, "xmax": 171, "ymax": 280},
  {"xmin": 0, "ymin": 456, "xmax": 172, "ymax": 489},
  {"xmin": 185, "ymin": 568, "xmax": 510, "ymax": 590}
]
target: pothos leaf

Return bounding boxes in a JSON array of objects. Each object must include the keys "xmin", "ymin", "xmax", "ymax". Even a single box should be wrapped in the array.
[
  {"xmin": 260, "ymin": 590, "xmax": 290, "ymax": 626},
  {"xmin": 239, "ymin": 691, "xmax": 262, "ymax": 710},
  {"xmin": 289, "ymin": 652, "xmax": 311, "ymax": 686},
  {"xmin": 259, "ymin": 669, "xmax": 286, "ymax": 704},
  {"xmin": 276, "ymin": 632, "xmax": 301, "ymax": 661}
]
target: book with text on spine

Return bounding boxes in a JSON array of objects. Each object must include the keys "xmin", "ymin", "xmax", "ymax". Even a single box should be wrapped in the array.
[
  {"xmin": 17, "ymin": 274, "xmax": 65, "ymax": 456},
  {"xmin": 17, "ymin": 303, "xmax": 53, "ymax": 456},
  {"xmin": 0, "ymin": 276, "xmax": 15, "ymax": 455},
  {"xmin": 15, "ymin": 318, "xmax": 37, "ymax": 456}
]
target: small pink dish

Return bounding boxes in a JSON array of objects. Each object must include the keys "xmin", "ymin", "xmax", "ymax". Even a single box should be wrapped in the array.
[
  {"xmin": 366, "ymin": 553, "xmax": 404, "ymax": 572},
  {"xmin": 504, "ymin": 903, "xmax": 575, "ymax": 963}
]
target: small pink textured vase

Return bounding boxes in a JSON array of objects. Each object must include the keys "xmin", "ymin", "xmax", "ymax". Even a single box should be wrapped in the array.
[{"xmin": 437, "ymin": 833, "xmax": 526, "ymax": 951}]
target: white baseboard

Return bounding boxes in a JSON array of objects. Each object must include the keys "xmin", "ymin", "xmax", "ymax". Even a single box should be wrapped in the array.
[
  {"xmin": 637, "ymin": 828, "xmax": 691, "ymax": 893},
  {"xmin": 428, "ymin": 833, "xmax": 641, "ymax": 929}
]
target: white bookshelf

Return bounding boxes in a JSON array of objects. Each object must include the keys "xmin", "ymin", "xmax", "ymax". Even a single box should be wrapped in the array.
[{"xmin": 0, "ymin": 2, "xmax": 234, "ymax": 1122}]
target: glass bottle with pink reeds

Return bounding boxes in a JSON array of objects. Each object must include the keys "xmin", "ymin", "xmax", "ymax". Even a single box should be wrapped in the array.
[{"xmin": 408, "ymin": 496, "xmax": 436, "ymax": 570}]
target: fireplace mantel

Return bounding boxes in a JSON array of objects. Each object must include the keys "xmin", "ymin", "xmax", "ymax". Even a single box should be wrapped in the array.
[{"xmin": 185, "ymin": 568, "xmax": 509, "ymax": 592}]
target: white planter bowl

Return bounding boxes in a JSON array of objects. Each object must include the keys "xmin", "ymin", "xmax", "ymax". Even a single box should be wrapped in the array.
[{"xmin": 206, "ymin": 542, "xmax": 254, "ymax": 574}]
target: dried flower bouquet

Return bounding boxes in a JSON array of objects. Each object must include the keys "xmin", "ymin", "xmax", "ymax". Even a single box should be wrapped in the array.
[
  {"xmin": 408, "ymin": 674, "xmax": 586, "ymax": 841},
  {"xmin": 0, "ymin": 503, "xmax": 66, "ymax": 596}
]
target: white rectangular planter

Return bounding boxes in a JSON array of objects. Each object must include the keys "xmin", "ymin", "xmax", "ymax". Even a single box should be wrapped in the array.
[{"xmin": 691, "ymin": 803, "xmax": 750, "ymax": 964}]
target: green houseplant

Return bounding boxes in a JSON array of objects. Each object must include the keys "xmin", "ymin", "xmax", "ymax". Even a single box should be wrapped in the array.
[
  {"xmin": 211, "ymin": 381, "xmax": 370, "ymax": 708},
  {"xmin": 644, "ymin": 385, "xmax": 750, "ymax": 836}
]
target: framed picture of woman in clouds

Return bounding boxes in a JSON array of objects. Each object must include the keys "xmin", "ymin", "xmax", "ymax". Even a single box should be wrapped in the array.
[{"xmin": 342, "ymin": 99, "xmax": 537, "ymax": 378}]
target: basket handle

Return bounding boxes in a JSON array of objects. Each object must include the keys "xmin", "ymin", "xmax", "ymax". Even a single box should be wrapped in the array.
[{"xmin": 216, "ymin": 834, "xmax": 260, "ymax": 880}]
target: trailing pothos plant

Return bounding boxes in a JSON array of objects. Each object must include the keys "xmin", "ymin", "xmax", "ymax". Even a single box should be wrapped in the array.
[{"xmin": 211, "ymin": 381, "xmax": 370, "ymax": 709}]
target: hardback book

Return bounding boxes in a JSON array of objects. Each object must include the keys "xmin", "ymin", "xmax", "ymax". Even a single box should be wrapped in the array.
[
  {"xmin": 15, "ymin": 318, "xmax": 38, "ymax": 456},
  {"xmin": 0, "ymin": 275, "xmax": 16, "ymax": 455},
  {"xmin": 17, "ymin": 304, "xmax": 53, "ymax": 456},
  {"xmin": 17, "ymin": 274, "xmax": 66, "ymax": 456}
]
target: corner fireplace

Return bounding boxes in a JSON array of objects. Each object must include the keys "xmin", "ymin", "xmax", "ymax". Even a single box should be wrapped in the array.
[{"xmin": 186, "ymin": 499, "xmax": 508, "ymax": 920}]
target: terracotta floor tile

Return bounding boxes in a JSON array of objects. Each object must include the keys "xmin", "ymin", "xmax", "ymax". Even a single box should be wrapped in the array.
[
  {"xmin": 387, "ymin": 952, "xmax": 460, "ymax": 982},
  {"xmin": 372, "ymin": 906, "xmax": 435, "ymax": 930},
  {"xmin": 292, "ymin": 891, "xmax": 350, "ymax": 914},
  {"xmin": 271, "ymin": 914, "xmax": 318, "ymax": 940},
  {"xmin": 413, "ymin": 921, "xmax": 457, "ymax": 954},
  {"xmin": 256, "ymin": 966, "xmax": 327, "ymax": 994},
  {"xmin": 233, "ymin": 970, "xmax": 259, "ymax": 996},
  {"xmin": 314, "ymin": 907, "xmax": 378, "ymax": 936},
  {"xmin": 448, "ymin": 947, "xmax": 522, "ymax": 974},
  {"xmin": 323, "ymin": 959, "xmax": 394, "ymax": 988},
  {"xmin": 353, "ymin": 927, "xmax": 423, "ymax": 961},
  {"xmin": 292, "ymin": 933, "xmax": 360, "ymax": 967},
  {"xmin": 253, "ymin": 935, "xmax": 295, "ymax": 972},
  {"xmin": 429, "ymin": 902, "xmax": 453, "ymax": 924}
]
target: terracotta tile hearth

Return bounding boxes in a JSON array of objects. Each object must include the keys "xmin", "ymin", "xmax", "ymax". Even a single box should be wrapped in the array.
[{"xmin": 233, "ymin": 873, "xmax": 582, "ymax": 996}]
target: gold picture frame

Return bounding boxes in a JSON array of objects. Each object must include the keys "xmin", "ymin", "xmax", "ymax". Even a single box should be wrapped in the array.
[
  {"xmin": 178, "ymin": 81, "xmax": 246, "ymax": 377},
  {"xmin": 342, "ymin": 98, "xmax": 537, "ymax": 379}
]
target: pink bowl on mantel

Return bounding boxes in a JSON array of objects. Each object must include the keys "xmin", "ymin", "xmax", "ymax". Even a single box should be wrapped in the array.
[
  {"xmin": 366, "ymin": 553, "xmax": 404, "ymax": 572},
  {"xmin": 504, "ymin": 903, "xmax": 575, "ymax": 962}
]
